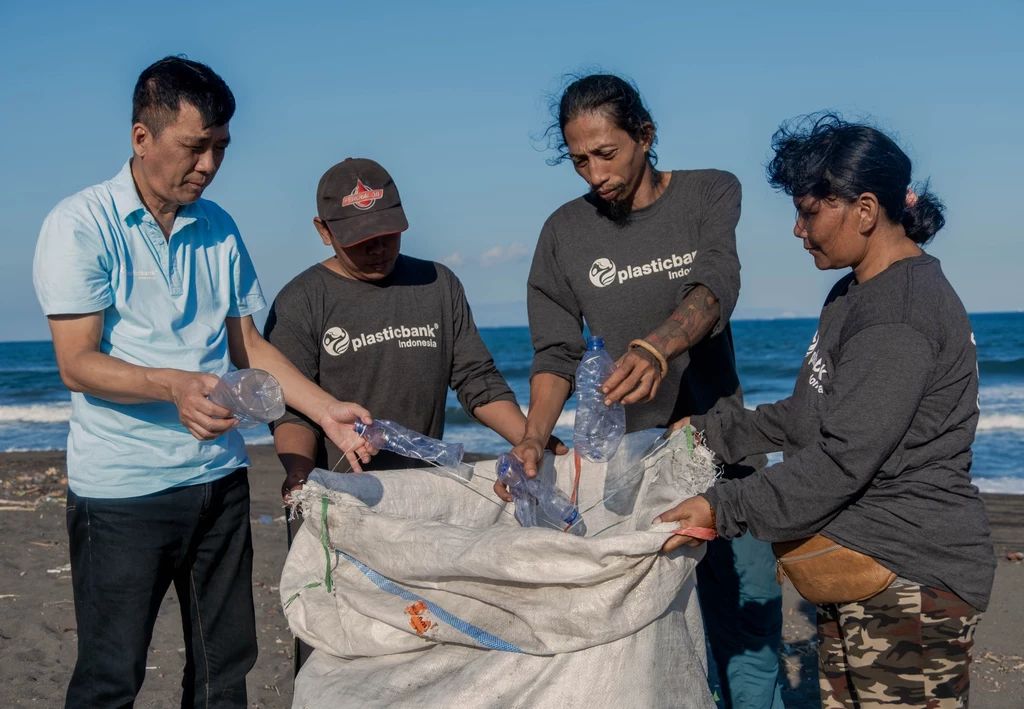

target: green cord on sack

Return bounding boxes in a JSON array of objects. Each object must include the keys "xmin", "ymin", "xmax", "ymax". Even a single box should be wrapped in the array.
[
  {"xmin": 284, "ymin": 581, "xmax": 322, "ymax": 608},
  {"xmin": 685, "ymin": 426, "xmax": 695, "ymax": 457},
  {"xmin": 320, "ymin": 495, "xmax": 333, "ymax": 593}
]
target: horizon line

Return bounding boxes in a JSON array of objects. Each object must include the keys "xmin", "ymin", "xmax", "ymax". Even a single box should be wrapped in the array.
[{"xmin": 1, "ymin": 310, "xmax": 1020, "ymax": 345}]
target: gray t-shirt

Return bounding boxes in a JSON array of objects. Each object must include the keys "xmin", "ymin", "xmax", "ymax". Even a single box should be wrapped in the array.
[
  {"xmin": 528, "ymin": 169, "xmax": 750, "ymax": 436},
  {"xmin": 265, "ymin": 255, "xmax": 516, "ymax": 471},
  {"xmin": 697, "ymin": 255, "xmax": 996, "ymax": 610}
]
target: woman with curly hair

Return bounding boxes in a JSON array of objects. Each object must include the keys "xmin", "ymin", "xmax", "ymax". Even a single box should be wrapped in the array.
[{"xmin": 658, "ymin": 114, "xmax": 995, "ymax": 709}]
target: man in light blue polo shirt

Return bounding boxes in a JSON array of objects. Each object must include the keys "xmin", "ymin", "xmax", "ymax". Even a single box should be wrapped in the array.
[{"xmin": 33, "ymin": 56, "xmax": 375, "ymax": 709}]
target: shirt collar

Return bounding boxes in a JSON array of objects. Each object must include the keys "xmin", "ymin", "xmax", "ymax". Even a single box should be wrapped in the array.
[{"xmin": 109, "ymin": 159, "xmax": 210, "ymax": 233}]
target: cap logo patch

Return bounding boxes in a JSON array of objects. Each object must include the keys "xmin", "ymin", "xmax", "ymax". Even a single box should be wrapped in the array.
[{"xmin": 341, "ymin": 179, "xmax": 385, "ymax": 210}]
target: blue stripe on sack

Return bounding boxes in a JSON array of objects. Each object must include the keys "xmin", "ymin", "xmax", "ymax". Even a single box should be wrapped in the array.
[{"xmin": 335, "ymin": 550, "xmax": 522, "ymax": 653}]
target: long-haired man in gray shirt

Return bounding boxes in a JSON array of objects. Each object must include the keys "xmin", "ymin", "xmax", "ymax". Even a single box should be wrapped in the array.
[{"xmin": 511, "ymin": 74, "xmax": 784, "ymax": 708}]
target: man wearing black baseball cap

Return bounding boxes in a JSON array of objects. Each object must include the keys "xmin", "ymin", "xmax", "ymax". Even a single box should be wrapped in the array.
[
  {"xmin": 315, "ymin": 158, "xmax": 409, "ymax": 253},
  {"xmin": 266, "ymin": 158, "xmax": 555, "ymax": 497}
]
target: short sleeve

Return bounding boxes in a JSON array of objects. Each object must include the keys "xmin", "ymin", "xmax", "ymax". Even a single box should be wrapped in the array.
[
  {"xmin": 225, "ymin": 218, "xmax": 266, "ymax": 318},
  {"xmin": 264, "ymin": 284, "xmax": 322, "ymax": 436},
  {"xmin": 33, "ymin": 207, "xmax": 114, "ymax": 316},
  {"xmin": 445, "ymin": 267, "xmax": 517, "ymax": 416}
]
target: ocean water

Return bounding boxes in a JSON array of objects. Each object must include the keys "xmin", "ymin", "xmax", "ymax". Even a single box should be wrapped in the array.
[{"xmin": 3, "ymin": 313, "xmax": 1022, "ymax": 493}]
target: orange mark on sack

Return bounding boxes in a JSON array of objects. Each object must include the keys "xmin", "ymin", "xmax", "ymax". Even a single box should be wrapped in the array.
[
  {"xmin": 405, "ymin": 601, "xmax": 428, "ymax": 616},
  {"xmin": 405, "ymin": 600, "xmax": 434, "ymax": 634},
  {"xmin": 409, "ymin": 614, "xmax": 434, "ymax": 634}
]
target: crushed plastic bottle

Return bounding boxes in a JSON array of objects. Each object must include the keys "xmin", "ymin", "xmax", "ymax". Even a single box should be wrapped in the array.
[
  {"xmin": 208, "ymin": 369, "xmax": 285, "ymax": 428},
  {"xmin": 495, "ymin": 453, "xmax": 581, "ymax": 531},
  {"xmin": 574, "ymin": 336, "xmax": 626, "ymax": 462},
  {"xmin": 355, "ymin": 419, "xmax": 465, "ymax": 470}
]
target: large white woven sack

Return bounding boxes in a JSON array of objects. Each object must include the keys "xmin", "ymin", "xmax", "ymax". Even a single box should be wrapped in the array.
[{"xmin": 282, "ymin": 428, "xmax": 718, "ymax": 709}]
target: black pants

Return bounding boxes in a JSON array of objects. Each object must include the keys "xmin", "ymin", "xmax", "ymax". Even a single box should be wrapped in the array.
[{"xmin": 65, "ymin": 468, "xmax": 258, "ymax": 709}]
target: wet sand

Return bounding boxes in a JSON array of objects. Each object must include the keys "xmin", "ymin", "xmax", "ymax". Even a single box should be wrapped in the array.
[{"xmin": 2, "ymin": 445, "xmax": 1022, "ymax": 708}]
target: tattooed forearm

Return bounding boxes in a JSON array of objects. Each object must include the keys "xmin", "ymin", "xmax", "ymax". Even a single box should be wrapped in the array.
[{"xmin": 645, "ymin": 285, "xmax": 720, "ymax": 360}]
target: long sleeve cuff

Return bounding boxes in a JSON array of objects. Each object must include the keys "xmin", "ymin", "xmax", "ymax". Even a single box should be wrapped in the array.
[{"xmin": 700, "ymin": 481, "xmax": 746, "ymax": 540}]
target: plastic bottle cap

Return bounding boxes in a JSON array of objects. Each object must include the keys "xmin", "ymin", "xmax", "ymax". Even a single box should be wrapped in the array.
[
  {"xmin": 354, "ymin": 421, "xmax": 367, "ymax": 435},
  {"xmin": 586, "ymin": 336, "xmax": 604, "ymax": 350}
]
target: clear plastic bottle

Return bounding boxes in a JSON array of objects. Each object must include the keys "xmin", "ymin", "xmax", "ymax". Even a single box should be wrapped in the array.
[
  {"xmin": 495, "ymin": 453, "xmax": 581, "ymax": 529},
  {"xmin": 573, "ymin": 336, "xmax": 626, "ymax": 462},
  {"xmin": 354, "ymin": 420, "xmax": 465, "ymax": 470},
  {"xmin": 208, "ymin": 369, "xmax": 286, "ymax": 428}
]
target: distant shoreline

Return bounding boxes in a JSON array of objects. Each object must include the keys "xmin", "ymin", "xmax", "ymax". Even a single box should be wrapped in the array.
[{"xmin": 2, "ymin": 310, "xmax": 1022, "ymax": 344}]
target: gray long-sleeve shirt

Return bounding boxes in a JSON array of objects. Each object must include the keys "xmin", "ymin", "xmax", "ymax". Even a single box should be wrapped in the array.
[
  {"xmin": 527, "ymin": 170, "xmax": 752, "ymax": 437},
  {"xmin": 696, "ymin": 255, "xmax": 995, "ymax": 610},
  {"xmin": 265, "ymin": 255, "xmax": 516, "ymax": 471}
]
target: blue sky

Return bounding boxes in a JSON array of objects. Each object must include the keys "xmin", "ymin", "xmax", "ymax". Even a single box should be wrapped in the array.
[{"xmin": 2, "ymin": 0, "xmax": 1021, "ymax": 341}]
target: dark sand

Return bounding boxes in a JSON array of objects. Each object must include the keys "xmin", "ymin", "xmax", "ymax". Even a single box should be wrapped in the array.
[{"xmin": 2, "ymin": 445, "xmax": 1022, "ymax": 708}]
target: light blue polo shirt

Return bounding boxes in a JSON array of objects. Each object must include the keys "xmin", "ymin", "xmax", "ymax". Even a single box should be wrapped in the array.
[{"xmin": 33, "ymin": 160, "xmax": 266, "ymax": 498}]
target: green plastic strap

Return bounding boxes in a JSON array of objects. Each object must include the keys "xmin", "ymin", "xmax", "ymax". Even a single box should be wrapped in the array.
[
  {"xmin": 685, "ymin": 426, "xmax": 695, "ymax": 457},
  {"xmin": 284, "ymin": 581, "xmax": 323, "ymax": 608},
  {"xmin": 320, "ymin": 495, "xmax": 333, "ymax": 593}
]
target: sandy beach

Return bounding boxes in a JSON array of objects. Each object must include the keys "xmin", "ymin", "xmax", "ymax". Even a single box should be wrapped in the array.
[{"xmin": 2, "ymin": 445, "xmax": 1022, "ymax": 708}]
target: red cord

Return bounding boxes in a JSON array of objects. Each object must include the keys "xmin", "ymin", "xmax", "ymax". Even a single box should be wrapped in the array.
[
  {"xmin": 676, "ymin": 526, "xmax": 718, "ymax": 541},
  {"xmin": 563, "ymin": 451, "xmax": 582, "ymax": 533}
]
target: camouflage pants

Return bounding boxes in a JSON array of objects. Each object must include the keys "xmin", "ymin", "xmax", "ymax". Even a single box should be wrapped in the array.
[{"xmin": 818, "ymin": 583, "xmax": 981, "ymax": 708}]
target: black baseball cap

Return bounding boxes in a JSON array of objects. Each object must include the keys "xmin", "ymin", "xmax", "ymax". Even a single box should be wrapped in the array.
[{"xmin": 316, "ymin": 158, "xmax": 409, "ymax": 247}]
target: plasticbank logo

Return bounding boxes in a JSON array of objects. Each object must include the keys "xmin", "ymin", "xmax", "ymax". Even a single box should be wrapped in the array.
[
  {"xmin": 587, "ymin": 251, "xmax": 698, "ymax": 288},
  {"xmin": 589, "ymin": 258, "xmax": 617, "ymax": 287},
  {"xmin": 323, "ymin": 327, "xmax": 351, "ymax": 355},
  {"xmin": 119, "ymin": 264, "xmax": 157, "ymax": 280},
  {"xmin": 322, "ymin": 323, "xmax": 439, "ymax": 356},
  {"xmin": 804, "ymin": 331, "xmax": 827, "ymax": 394}
]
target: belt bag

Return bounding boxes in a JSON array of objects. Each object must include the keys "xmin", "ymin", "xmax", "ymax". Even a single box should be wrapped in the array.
[{"xmin": 772, "ymin": 534, "xmax": 896, "ymax": 605}]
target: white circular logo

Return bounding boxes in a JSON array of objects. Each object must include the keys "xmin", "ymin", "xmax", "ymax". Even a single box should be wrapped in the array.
[
  {"xmin": 589, "ymin": 258, "xmax": 617, "ymax": 287},
  {"xmin": 323, "ymin": 327, "xmax": 350, "ymax": 356}
]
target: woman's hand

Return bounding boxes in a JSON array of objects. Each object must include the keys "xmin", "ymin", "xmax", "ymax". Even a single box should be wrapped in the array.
[{"xmin": 655, "ymin": 495, "xmax": 716, "ymax": 553}]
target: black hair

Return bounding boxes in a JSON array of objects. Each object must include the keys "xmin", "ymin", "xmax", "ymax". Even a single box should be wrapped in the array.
[
  {"xmin": 766, "ymin": 112, "xmax": 945, "ymax": 245},
  {"xmin": 131, "ymin": 56, "xmax": 235, "ymax": 135},
  {"xmin": 544, "ymin": 73, "xmax": 659, "ymax": 183}
]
